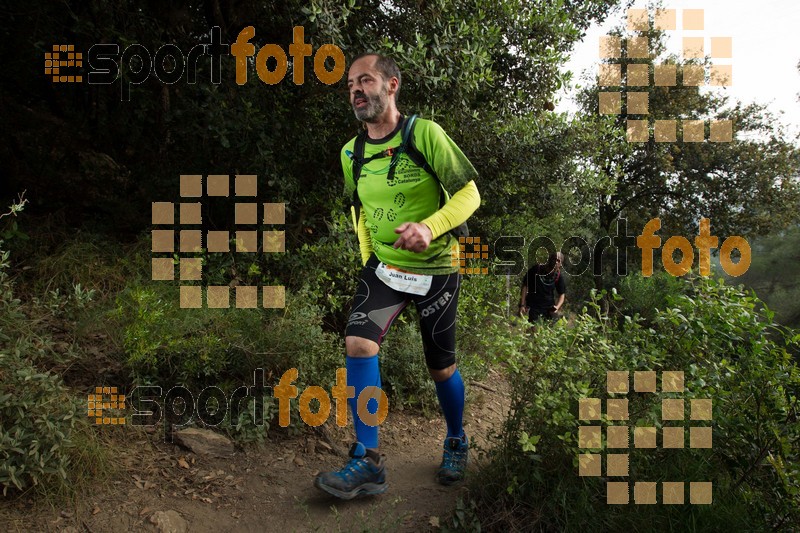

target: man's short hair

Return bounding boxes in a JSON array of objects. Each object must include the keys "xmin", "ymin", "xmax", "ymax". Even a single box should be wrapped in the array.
[{"xmin": 352, "ymin": 53, "xmax": 402, "ymax": 100}]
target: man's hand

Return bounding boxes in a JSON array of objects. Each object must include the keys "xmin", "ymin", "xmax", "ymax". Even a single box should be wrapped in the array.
[
  {"xmin": 393, "ymin": 222, "xmax": 433, "ymax": 253},
  {"xmin": 518, "ymin": 304, "xmax": 528, "ymax": 317}
]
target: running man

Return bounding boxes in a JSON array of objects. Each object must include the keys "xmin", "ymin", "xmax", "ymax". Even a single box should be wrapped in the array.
[
  {"xmin": 519, "ymin": 252, "xmax": 566, "ymax": 322},
  {"xmin": 314, "ymin": 53, "xmax": 481, "ymax": 499}
]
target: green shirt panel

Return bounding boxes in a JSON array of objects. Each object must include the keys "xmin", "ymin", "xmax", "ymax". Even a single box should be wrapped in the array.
[
  {"xmin": 341, "ymin": 118, "xmax": 478, "ymax": 274},
  {"xmin": 341, "ymin": 119, "xmax": 477, "ymax": 274}
]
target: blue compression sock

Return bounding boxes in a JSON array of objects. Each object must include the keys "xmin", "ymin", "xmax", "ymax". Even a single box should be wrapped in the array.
[
  {"xmin": 435, "ymin": 368, "xmax": 465, "ymax": 438},
  {"xmin": 346, "ymin": 354, "xmax": 381, "ymax": 449}
]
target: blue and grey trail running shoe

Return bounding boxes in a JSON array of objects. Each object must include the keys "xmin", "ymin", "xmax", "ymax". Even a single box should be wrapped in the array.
[
  {"xmin": 314, "ymin": 442, "xmax": 388, "ymax": 500},
  {"xmin": 436, "ymin": 433, "xmax": 468, "ymax": 485}
]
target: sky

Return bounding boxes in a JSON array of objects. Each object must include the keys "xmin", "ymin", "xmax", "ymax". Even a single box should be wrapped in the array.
[{"xmin": 558, "ymin": 0, "xmax": 800, "ymax": 137}]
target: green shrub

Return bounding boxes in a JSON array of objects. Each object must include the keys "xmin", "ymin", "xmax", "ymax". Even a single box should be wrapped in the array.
[
  {"xmin": 248, "ymin": 209, "xmax": 361, "ymax": 332},
  {"xmin": 31, "ymin": 236, "xmax": 133, "ymax": 299},
  {"xmin": 0, "ymin": 197, "xmax": 84, "ymax": 496},
  {"xmin": 110, "ymin": 276, "xmax": 349, "ymax": 437},
  {"xmin": 0, "ymin": 350, "xmax": 78, "ymax": 495},
  {"xmin": 0, "ymin": 247, "xmax": 24, "ymax": 345},
  {"xmin": 111, "ymin": 281, "xmax": 344, "ymax": 381},
  {"xmin": 615, "ymin": 270, "xmax": 688, "ymax": 323},
  {"xmin": 112, "ymin": 283, "xmax": 228, "ymax": 381},
  {"xmin": 458, "ymin": 273, "xmax": 510, "ymax": 355},
  {"xmin": 0, "ymin": 198, "xmax": 26, "ymax": 344},
  {"xmin": 466, "ymin": 278, "xmax": 800, "ymax": 531},
  {"xmin": 223, "ymin": 393, "xmax": 277, "ymax": 444}
]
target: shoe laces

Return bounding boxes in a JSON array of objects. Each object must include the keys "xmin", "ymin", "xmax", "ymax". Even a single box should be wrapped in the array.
[
  {"xmin": 442, "ymin": 440, "xmax": 467, "ymax": 470},
  {"xmin": 334, "ymin": 456, "xmax": 370, "ymax": 481}
]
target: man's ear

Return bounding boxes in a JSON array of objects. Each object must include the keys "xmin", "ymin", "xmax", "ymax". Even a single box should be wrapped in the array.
[{"xmin": 387, "ymin": 76, "xmax": 399, "ymax": 95}]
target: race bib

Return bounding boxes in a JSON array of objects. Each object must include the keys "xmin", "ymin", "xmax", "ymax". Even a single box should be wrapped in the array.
[{"xmin": 375, "ymin": 262, "xmax": 432, "ymax": 296}]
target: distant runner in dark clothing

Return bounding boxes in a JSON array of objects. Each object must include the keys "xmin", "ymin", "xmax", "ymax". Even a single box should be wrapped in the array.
[{"xmin": 519, "ymin": 252, "xmax": 565, "ymax": 322}]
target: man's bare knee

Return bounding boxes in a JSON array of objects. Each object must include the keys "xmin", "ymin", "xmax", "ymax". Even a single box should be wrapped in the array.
[
  {"xmin": 345, "ymin": 336, "xmax": 380, "ymax": 357},
  {"xmin": 429, "ymin": 364, "xmax": 456, "ymax": 382}
]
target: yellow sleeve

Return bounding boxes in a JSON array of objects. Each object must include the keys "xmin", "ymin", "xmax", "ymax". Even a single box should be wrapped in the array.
[
  {"xmin": 420, "ymin": 180, "xmax": 480, "ymax": 240},
  {"xmin": 353, "ymin": 206, "xmax": 373, "ymax": 266}
]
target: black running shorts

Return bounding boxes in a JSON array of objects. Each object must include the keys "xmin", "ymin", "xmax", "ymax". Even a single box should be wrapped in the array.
[
  {"xmin": 528, "ymin": 308, "xmax": 556, "ymax": 323},
  {"xmin": 345, "ymin": 254, "xmax": 460, "ymax": 370}
]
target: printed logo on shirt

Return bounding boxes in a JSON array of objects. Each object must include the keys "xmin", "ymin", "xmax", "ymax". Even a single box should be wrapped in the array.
[{"xmin": 387, "ymin": 174, "xmax": 422, "ymax": 187}]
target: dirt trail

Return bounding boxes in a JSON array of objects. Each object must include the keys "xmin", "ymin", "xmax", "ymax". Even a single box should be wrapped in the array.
[{"xmin": 1, "ymin": 369, "xmax": 509, "ymax": 532}]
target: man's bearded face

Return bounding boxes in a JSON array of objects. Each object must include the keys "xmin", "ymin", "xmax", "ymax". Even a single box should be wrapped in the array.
[{"xmin": 352, "ymin": 81, "xmax": 389, "ymax": 122}]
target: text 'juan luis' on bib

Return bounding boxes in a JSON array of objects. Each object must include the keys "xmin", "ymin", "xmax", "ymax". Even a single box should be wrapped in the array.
[{"xmin": 374, "ymin": 262, "xmax": 432, "ymax": 296}]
